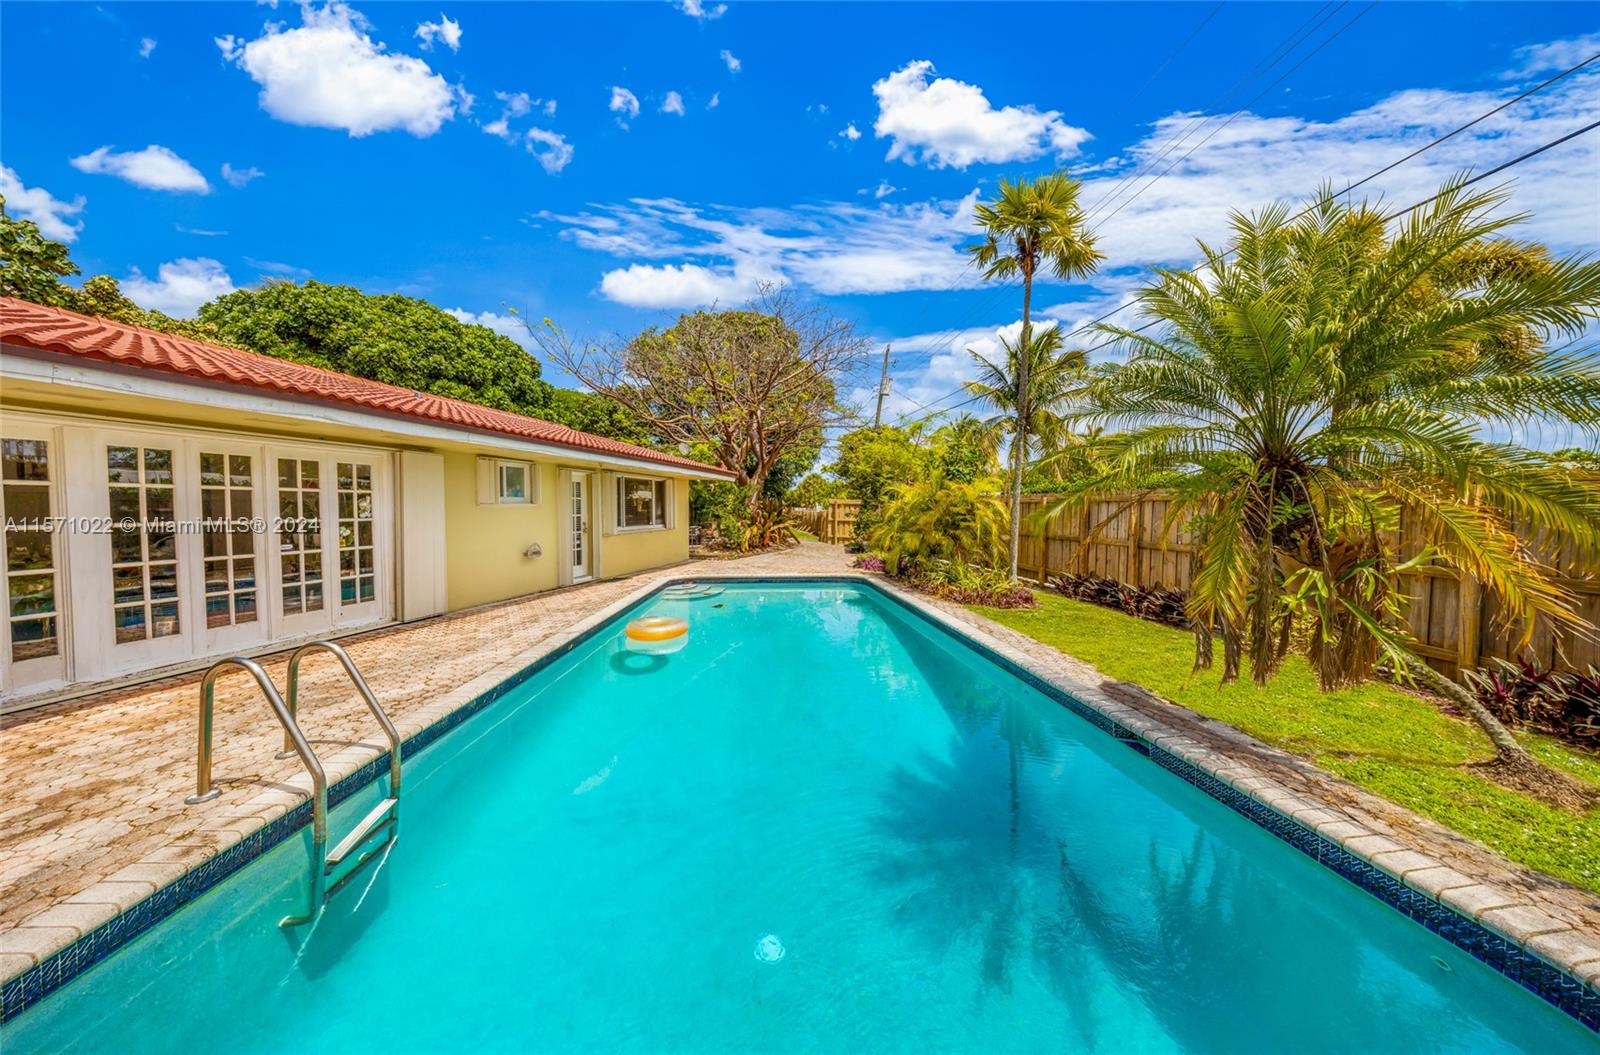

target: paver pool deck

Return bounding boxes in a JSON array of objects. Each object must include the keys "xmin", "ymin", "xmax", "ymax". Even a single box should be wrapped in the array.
[{"xmin": 3, "ymin": 541, "xmax": 1599, "ymax": 998}]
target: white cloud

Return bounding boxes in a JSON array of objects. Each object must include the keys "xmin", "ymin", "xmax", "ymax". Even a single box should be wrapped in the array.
[
  {"xmin": 524, "ymin": 128, "xmax": 574, "ymax": 174},
  {"xmin": 872, "ymin": 60, "xmax": 1091, "ymax": 169},
  {"xmin": 70, "ymin": 145, "xmax": 210, "ymax": 193},
  {"xmin": 177, "ymin": 225, "xmax": 229, "ymax": 237},
  {"xmin": 482, "ymin": 91, "xmax": 571, "ymax": 172},
  {"xmin": 139, "ymin": 37, "xmax": 157, "ymax": 59},
  {"xmin": 872, "ymin": 180, "xmax": 898, "ymax": 199},
  {"xmin": 599, "ymin": 262, "xmax": 771, "ymax": 309},
  {"xmin": 609, "ymin": 85, "xmax": 640, "ymax": 125},
  {"xmin": 676, "ymin": 0, "xmax": 727, "ymax": 19},
  {"xmin": 414, "ymin": 13, "xmax": 462, "ymax": 52},
  {"xmin": 218, "ymin": 2, "xmax": 462, "ymax": 137},
  {"xmin": 661, "ymin": 91, "xmax": 687, "ymax": 116},
  {"xmin": 720, "ymin": 49, "xmax": 740, "ymax": 73},
  {"xmin": 221, "ymin": 162, "xmax": 264, "ymax": 188},
  {"xmin": 1502, "ymin": 32, "xmax": 1600, "ymax": 79},
  {"xmin": 0, "ymin": 166, "xmax": 86, "ymax": 242},
  {"xmin": 447, "ymin": 308, "xmax": 536, "ymax": 348},
  {"xmin": 1080, "ymin": 59, "xmax": 1600, "ymax": 267},
  {"xmin": 543, "ymin": 191, "xmax": 983, "ymax": 308},
  {"xmin": 121, "ymin": 258, "xmax": 236, "ymax": 317},
  {"xmin": 708, "ymin": 92, "xmax": 720, "ymax": 110},
  {"xmin": 840, "ymin": 122, "xmax": 861, "ymax": 141}
]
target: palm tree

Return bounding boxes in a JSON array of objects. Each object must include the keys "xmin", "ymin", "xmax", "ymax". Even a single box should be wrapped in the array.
[
  {"xmin": 963, "ymin": 325, "xmax": 1089, "ymax": 485},
  {"xmin": 868, "ymin": 471, "xmax": 1009, "ymax": 576},
  {"xmin": 1055, "ymin": 178, "xmax": 1600, "ymax": 774},
  {"xmin": 970, "ymin": 173, "xmax": 1104, "ymax": 578}
]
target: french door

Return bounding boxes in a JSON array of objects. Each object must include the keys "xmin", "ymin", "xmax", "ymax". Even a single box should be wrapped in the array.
[
  {"xmin": 569, "ymin": 472, "xmax": 590, "ymax": 581},
  {"xmin": 0, "ymin": 424, "xmax": 67, "ymax": 694},
  {"xmin": 269, "ymin": 448, "xmax": 389, "ymax": 635}
]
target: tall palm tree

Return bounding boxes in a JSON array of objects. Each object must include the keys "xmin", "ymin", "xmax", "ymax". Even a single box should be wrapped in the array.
[
  {"xmin": 1055, "ymin": 178, "xmax": 1600, "ymax": 772},
  {"xmin": 970, "ymin": 173, "xmax": 1104, "ymax": 578},
  {"xmin": 963, "ymin": 325, "xmax": 1088, "ymax": 484}
]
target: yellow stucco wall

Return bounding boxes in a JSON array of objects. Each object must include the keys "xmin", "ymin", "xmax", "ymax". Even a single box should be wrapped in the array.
[
  {"xmin": 599, "ymin": 480, "xmax": 691, "ymax": 577},
  {"xmin": 441, "ymin": 451, "xmax": 562, "ymax": 610}
]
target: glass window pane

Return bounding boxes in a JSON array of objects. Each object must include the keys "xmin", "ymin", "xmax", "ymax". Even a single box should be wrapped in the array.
[
  {"xmin": 338, "ymin": 492, "xmax": 354, "ymax": 519},
  {"xmin": 305, "ymin": 581, "xmax": 323, "ymax": 612},
  {"xmin": 303, "ymin": 552, "xmax": 321, "ymax": 579},
  {"xmin": 356, "ymin": 493, "xmax": 374, "ymax": 518},
  {"xmin": 147, "ymin": 528, "xmax": 175, "ymax": 561},
  {"xmin": 282, "ymin": 584, "xmax": 303, "ymax": 613},
  {"xmin": 205, "ymin": 560, "xmax": 229, "ymax": 594},
  {"xmin": 201, "ymin": 488, "xmax": 226, "ymax": 520},
  {"xmin": 355, "ymin": 464, "xmax": 371, "ymax": 491},
  {"xmin": 235, "ymin": 592, "xmax": 257, "ymax": 623},
  {"xmin": 654, "ymin": 481, "xmax": 668, "ymax": 525},
  {"xmin": 357, "ymin": 520, "xmax": 372, "ymax": 547},
  {"xmin": 279, "ymin": 493, "xmax": 299, "ymax": 521},
  {"xmin": 114, "ymin": 567, "xmax": 145, "ymax": 604},
  {"xmin": 206, "ymin": 595, "xmax": 232, "ymax": 629},
  {"xmin": 115, "ymin": 605, "xmax": 147, "ymax": 643},
  {"xmin": 499, "ymin": 464, "xmax": 526, "ymax": 501},
  {"xmin": 200, "ymin": 453, "xmax": 225, "ymax": 486},
  {"xmin": 359, "ymin": 575, "xmax": 375, "ymax": 603},
  {"xmin": 301, "ymin": 493, "xmax": 319, "ymax": 522},
  {"xmin": 234, "ymin": 558, "xmax": 256, "ymax": 590},
  {"xmin": 230, "ymin": 526, "xmax": 252, "ymax": 555},
  {"xmin": 6, "ymin": 529, "xmax": 54, "ymax": 573},
  {"xmin": 108, "ymin": 446, "xmax": 139, "ymax": 483},
  {"xmin": 4, "ymin": 483, "xmax": 49, "ymax": 522},
  {"xmin": 3, "ymin": 439, "xmax": 49, "ymax": 482},
  {"xmin": 10, "ymin": 616, "xmax": 57, "ymax": 661},
  {"xmin": 112, "ymin": 527, "xmax": 143, "ymax": 564},
  {"xmin": 337, "ymin": 463, "xmax": 353, "ymax": 490},
  {"xmin": 229, "ymin": 455, "xmax": 252, "ymax": 487},
  {"xmin": 340, "ymin": 548, "xmax": 356, "ymax": 575},
  {"xmin": 282, "ymin": 554, "xmax": 302, "ymax": 584},
  {"xmin": 109, "ymin": 486, "xmax": 140, "ymax": 523},
  {"xmin": 231, "ymin": 489, "xmax": 253, "ymax": 519},
  {"xmin": 278, "ymin": 458, "xmax": 297, "ymax": 488},
  {"xmin": 300, "ymin": 460, "xmax": 319, "ymax": 488},
  {"xmin": 150, "ymin": 602, "xmax": 180, "ymax": 637},
  {"xmin": 143, "ymin": 448, "xmax": 173, "ymax": 486},
  {"xmin": 341, "ymin": 578, "xmax": 357, "ymax": 604},
  {"xmin": 204, "ymin": 529, "xmax": 228, "ymax": 559},
  {"xmin": 147, "ymin": 487, "xmax": 174, "ymax": 523},
  {"xmin": 8, "ymin": 574, "xmax": 54, "ymax": 617},
  {"xmin": 149, "ymin": 563, "xmax": 179, "ymax": 599}
]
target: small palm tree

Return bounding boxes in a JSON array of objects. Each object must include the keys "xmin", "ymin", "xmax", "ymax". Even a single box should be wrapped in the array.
[
  {"xmin": 1056, "ymin": 178, "xmax": 1600, "ymax": 774},
  {"xmin": 869, "ymin": 471, "xmax": 1009, "ymax": 577},
  {"xmin": 963, "ymin": 325, "xmax": 1089, "ymax": 482},
  {"xmin": 970, "ymin": 173, "xmax": 1104, "ymax": 578}
]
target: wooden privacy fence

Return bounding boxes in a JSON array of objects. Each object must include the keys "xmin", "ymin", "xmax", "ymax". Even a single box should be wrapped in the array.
[
  {"xmin": 797, "ymin": 500, "xmax": 861, "ymax": 545},
  {"xmin": 1014, "ymin": 492, "xmax": 1600, "ymax": 681},
  {"xmin": 805, "ymin": 493, "xmax": 1597, "ymax": 679}
]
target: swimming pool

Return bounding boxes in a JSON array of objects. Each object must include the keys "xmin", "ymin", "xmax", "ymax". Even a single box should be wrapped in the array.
[{"xmin": 4, "ymin": 581, "xmax": 1596, "ymax": 1052}]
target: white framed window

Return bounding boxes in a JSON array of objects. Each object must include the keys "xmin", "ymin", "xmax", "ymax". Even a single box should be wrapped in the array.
[
  {"xmin": 477, "ymin": 457, "xmax": 537, "ymax": 505},
  {"xmin": 615, "ymin": 475, "xmax": 669, "ymax": 531}
]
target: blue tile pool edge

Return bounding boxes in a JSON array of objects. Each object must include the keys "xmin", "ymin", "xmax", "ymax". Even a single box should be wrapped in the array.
[{"xmin": 2, "ymin": 574, "xmax": 1597, "ymax": 1032}]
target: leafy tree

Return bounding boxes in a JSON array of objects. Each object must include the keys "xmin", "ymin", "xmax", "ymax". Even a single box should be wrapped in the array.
[
  {"xmin": 1058, "ymin": 179, "xmax": 1600, "ymax": 777},
  {"xmin": 200, "ymin": 281, "xmax": 556, "ymax": 415},
  {"xmin": 544, "ymin": 387, "xmax": 653, "ymax": 446},
  {"xmin": 536, "ymin": 286, "xmax": 869, "ymax": 508},
  {"xmin": 827, "ymin": 423, "xmax": 932, "ymax": 533},
  {"xmin": 970, "ymin": 173, "xmax": 1104, "ymax": 578},
  {"xmin": 928, "ymin": 414, "xmax": 1000, "ymax": 483},
  {"xmin": 788, "ymin": 472, "xmax": 842, "ymax": 508}
]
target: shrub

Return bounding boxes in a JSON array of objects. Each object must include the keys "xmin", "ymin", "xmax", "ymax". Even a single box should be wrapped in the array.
[
  {"xmin": 851, "ymin": 555, "xmax": 885, "ymax": 572},
  {"xmin": 910, "ymin": 559, "xmax": 1038, "ymax": 609},
  {"xmin": 1053, "ymin": 573, "xmax": 1188, "ymax": 628},
  {"xmin": 1464, "ymin": 659, "xmax": 1600, "ymax": 748},
  {"xmin": 868, "ymin": 473, "xmax": 1008, "ymax": 577}
]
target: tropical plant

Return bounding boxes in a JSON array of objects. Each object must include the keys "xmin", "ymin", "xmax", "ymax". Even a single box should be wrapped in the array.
[
  {"xmin": 1051, "ymin": 178, "xmax": 1600, "ymax": 776},
  {"xmin": 868, "ymin": 472, "xmax": 1009, "ymax": 576},
  {"xmin": 736, "ymin": 498, "xmax": 797, "ymax": 551},
  {"xmin": 969, "ymin": 172, "xmax": 1105, "ymax": 578},
  {"xmin": 913, "ymin": 560, "xmax": 1038, "ymax": 608},
  {"xmin": 963, "ymin": 324, "xmax": 1089, "ymax": 483}
]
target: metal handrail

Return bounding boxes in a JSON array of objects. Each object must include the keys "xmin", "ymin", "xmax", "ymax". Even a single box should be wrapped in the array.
[
  {"xmin": 185, "ymin": 657, "xmax": 329, "ymax": 918},
  {"xmin": 281, "ymin": 641, "xmax": 403, "ymax": 797}
]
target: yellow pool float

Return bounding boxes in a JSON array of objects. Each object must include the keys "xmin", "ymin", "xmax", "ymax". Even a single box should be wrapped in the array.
[{"xmin": 625, "ymin": 616, "xmax": 689, "ymax": 654}]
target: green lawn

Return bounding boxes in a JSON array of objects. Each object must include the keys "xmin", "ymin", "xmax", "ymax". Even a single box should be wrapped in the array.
[{"xmin": 970, "ymin": 592, "xmax": 1600, "ymax": 893}]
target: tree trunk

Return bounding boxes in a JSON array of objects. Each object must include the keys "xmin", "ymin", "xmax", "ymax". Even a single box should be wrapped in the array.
[
  {"xmin": 1009, "ymin": 266, "xmax": 1034, "ymax": 581},
  {"xmin": 1401, "ymin": 655, "xmax": 1536, "ymax": 764}
]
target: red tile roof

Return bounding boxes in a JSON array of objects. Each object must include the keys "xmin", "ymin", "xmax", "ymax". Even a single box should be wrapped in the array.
[{"xmin": 0, "ymin": 297, "xmax": 732, "ymax": 477}]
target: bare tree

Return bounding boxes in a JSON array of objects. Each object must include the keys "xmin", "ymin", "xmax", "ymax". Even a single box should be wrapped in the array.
[{"xmin": 532, "ymin": 286, "xmax": 871, "ymax": 505}]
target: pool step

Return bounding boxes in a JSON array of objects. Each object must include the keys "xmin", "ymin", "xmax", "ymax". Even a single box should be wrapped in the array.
[{"xmin": 326, "ymin": 797, "xmax": 399, "ymax": 872}]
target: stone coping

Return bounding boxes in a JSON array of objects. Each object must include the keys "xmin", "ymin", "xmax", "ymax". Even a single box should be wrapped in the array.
[{"xmin": 2, "ymin": 571, "xmax": 1597, "ymax": 1031}]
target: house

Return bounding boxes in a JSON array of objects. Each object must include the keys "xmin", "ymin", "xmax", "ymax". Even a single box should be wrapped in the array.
[{"xmin": 0, "ymin": 297, "xmax": 734, "ymax": 707}]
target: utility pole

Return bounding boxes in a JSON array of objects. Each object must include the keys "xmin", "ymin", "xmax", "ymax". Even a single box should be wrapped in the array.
[{"xmin": 872, "ymin": 343, "xmax": 892, "ymax": 427}]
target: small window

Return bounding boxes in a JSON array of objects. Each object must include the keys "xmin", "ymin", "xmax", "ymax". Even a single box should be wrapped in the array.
[
  {"xmin": 616, "ymin": 475, "xmax": 668, "ymax": 530},
  {"xmin": 498, "ymin": 462, "xmax": 530, "ymax": 503}
]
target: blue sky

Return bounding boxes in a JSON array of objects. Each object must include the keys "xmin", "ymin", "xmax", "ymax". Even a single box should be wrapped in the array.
[{"xmin": 3, "ymin": 1, "xmax": 1597, "ymax": 422}]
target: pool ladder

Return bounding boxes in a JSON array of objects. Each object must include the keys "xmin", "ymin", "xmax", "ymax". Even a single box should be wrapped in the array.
[{"xmin": 184, "ymin": 641, "xmax": 402, "ymax": 927}]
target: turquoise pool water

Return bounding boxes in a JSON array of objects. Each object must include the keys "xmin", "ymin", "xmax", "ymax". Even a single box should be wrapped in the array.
[{"xmin": 5, "ymin": 582, "xmax": 1594, "ymax": 1053}]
